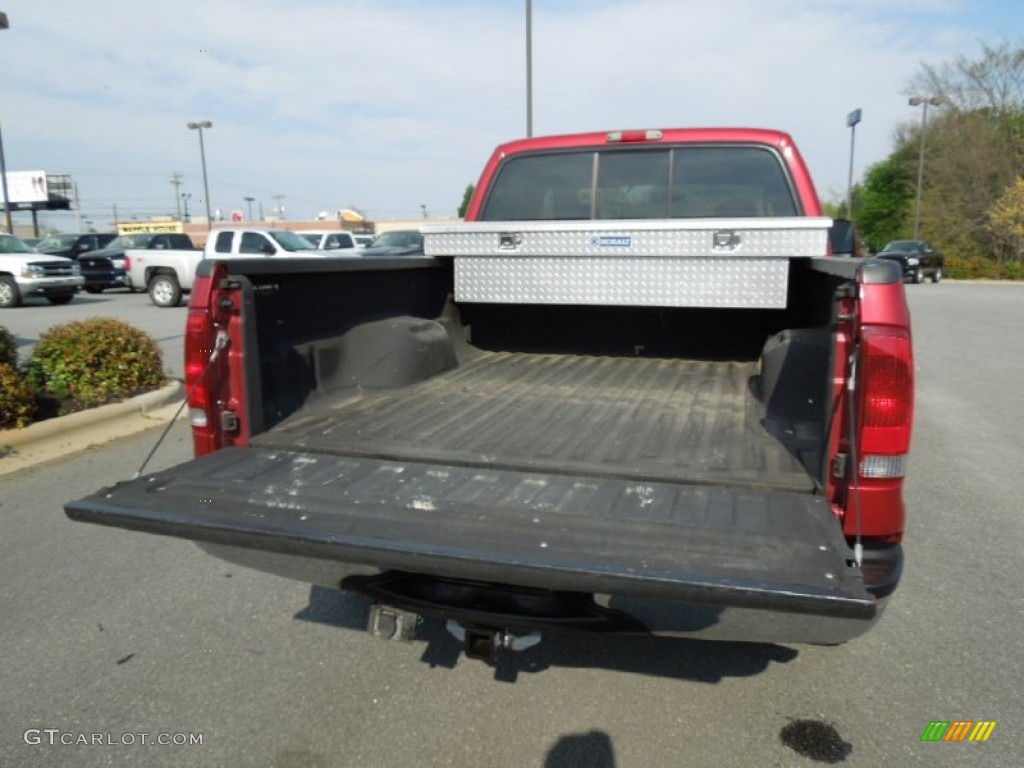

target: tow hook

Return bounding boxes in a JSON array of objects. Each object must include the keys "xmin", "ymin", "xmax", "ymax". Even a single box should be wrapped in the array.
[{"xmin": 446, "ymin": 621, "xmax": 541, "ymax": 664}]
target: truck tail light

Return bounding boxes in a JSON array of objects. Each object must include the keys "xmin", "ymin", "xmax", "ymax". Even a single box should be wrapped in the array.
[
  {"xmin": 858, "ymin": 327, "xmax": 914, "ymax": 478},
  {"xmin": 185, "ymin": 311, "xmax": 214, "ymax": 432},
  {"xmin": 184, "ymin": 269, "xmax": 228, "ymax": 457},
  {"xmin": 124, "ymin": 255, "xmax": 132, "ymax": 271}
]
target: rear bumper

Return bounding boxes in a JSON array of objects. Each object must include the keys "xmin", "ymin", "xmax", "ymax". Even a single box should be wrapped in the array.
[{"xmin": 198, "ymin": 542, "xmax": 896, "ymax": 645}]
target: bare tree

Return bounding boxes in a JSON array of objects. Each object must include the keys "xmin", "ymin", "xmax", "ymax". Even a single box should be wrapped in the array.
[{"xmin": 902, "ymin": 40, "xmax": 1024, "ymax": 260}]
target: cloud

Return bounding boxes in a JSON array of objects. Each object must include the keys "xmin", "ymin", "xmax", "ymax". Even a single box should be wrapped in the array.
[{"xmin": 0, "ymin": 0, "xmax": 1010, "ymax": 223}]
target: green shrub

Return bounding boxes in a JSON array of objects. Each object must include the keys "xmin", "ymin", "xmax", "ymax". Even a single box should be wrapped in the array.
[
  {"xmin": 0, "ymin": 361, "xmax": 36, "ymax": 429},
  {"xmin": 1001, "ymin": 260, "xmax": 1024, "ymax": 280},
  {"xmin": 25, "ymin": 318, "xmax": 164, "ymax": 410},
  {"xmin": 944, "ymin": 256, "xmax": 1001, "ymax": 280},
  {"xmin": 0, "ymin": 326, "xmax": 17, "ymax": 366}
]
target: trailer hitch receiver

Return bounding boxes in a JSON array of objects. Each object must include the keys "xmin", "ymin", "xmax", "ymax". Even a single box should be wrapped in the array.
[{"xmin": 446, "ymin": 621, "xmax": 541, "ymax": 664}]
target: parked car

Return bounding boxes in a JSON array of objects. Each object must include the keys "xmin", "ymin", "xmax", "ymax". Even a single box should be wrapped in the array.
[
  {"xmin": 204, "ymin": 227, "xmax": 349, "ymax": 258},
  {"xmin": 34, "ymin": 233, "xmax": 117, "ymax": 260},
  {"xmin": 362, "ymin": 229, "xmax": 424, "ymax": 256},
  {"xmin": 874, "ymin": 240, "xmax": 944, "ymax": 283},
  {"xmin": 35, "ymin": 232, "xmax": 121, "ymax": 293},
  {"xmin": 0, "ymin": 233, "xmax": 83, "ymax": 308},
  {"xmin": 353, "ymin": 234, "xmax": 375, "ymax": 248},
  {"xmin": 87, "ymin": 233, "xmax": 197, "ymax": 295},
  {"xmin": 295, "ymin": 230, "xmax": 359, "ymax": 251}
]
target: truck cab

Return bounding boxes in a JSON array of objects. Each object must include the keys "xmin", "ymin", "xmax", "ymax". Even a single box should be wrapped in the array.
[{"xmin": 204, "ymin": 227, "xmax": 340, "ymax": 258}]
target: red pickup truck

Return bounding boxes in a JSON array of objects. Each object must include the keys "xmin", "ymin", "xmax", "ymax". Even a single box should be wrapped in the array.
[{"xmin": 68, "ymin": 128, "xmax": 913, "ymax": 660}]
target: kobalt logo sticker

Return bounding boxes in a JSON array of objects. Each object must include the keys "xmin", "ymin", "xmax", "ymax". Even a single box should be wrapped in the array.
[{"xmin": 590, "ymin": 235, "xmax": 632, "ymax": 248}]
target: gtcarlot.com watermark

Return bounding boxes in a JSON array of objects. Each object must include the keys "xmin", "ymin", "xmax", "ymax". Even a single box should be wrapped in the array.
[{"xmin": 24, "ymin": 729, "xmax": 203, "ymax": 747}]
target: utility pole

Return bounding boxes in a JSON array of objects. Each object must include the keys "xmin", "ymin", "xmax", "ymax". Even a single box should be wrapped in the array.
[
  {"xmin": 170, "ymin": 172, "xmax": 184, "ymax": 220},
  {"xmin": 258, "ymin": 201, "xmax": 264, "ymax": 220},
  {"xmin": 112, "ymin": 202, "xmax": 118, "ymax": 230}
]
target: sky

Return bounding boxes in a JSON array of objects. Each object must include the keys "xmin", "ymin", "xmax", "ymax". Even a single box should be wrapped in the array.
[{"xmin": 1, "ymin": 0, "xmax": 1022, "ymax": 230}]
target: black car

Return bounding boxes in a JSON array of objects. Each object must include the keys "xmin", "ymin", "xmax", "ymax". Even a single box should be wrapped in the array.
[
  {"xmin": 35, "ymin": 233, "xmax": 121, "ymax": 293},
  {"xmin": 35, "ymin": 233, "xmax": 117, "ymax": 260},
  {"xmin": 874, "ymin": 240, "xmax": 944, "ymax": 284},
  {"xmin": 361, "ymin": 229, "xmax": 424, "ymax": 257}
]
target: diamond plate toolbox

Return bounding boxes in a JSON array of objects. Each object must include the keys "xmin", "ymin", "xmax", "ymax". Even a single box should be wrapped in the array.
[{"xmin": 422, "ymin": 218, "xmax": 831, "ymax": 309}]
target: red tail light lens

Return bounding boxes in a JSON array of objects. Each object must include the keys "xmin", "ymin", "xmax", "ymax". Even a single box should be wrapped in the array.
[
  {"xmin": 863, "ymin": 349, "xmax": 912, "ymax": 429},
  {"xmin": 859, "ymin": 328, "xmax": 914, "ymax": 469}
]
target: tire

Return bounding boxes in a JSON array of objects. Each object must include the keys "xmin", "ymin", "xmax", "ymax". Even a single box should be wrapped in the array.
[
  {"xmin": 84, "ymin": 286, "xmax": 103, "ymax": 294},
  {"xmin": 46, "ymin": 294, "xmax": 74, "ymax": 305},
  {"xmin": 148, "ymin": 273, "xmax": 182, "ymax": 308},
  {"xmin": 912, "ymin": 267, "xmax": 924, "ymax": 284},
  {"xmin": 0, "ymin": 275, "xmax": 22, "ymax": 308},
  {"xmin": 931, "ymin": 267, "xmax": 943, "ymax": 283}
]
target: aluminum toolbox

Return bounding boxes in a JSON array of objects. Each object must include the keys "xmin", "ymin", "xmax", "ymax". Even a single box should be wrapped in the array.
[{"xmin": 423, "ymin": 217, "xmax": 832, "ymax": 309}]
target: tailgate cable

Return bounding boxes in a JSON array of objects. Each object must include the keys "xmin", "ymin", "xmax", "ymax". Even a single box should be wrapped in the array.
[
  {"xmin": 133, "ymin": 330, "xmax": 230, "ymax": 479},
  {"xmin": 846, "ymin": 348, "xmax": 864, "ymax": 568}
]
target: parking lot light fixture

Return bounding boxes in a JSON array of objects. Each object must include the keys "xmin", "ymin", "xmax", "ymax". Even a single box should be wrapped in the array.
[
  {"xmin": 186, "ymin": 121, "xmax": 213, "ymax": 229},
  {"xmin": 908, "ymin": 96, "xmax": 944, "ymax": 239}
]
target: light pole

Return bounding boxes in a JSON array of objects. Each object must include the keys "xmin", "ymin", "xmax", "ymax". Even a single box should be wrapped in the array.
[
  {"xmin": 182, "ymin": 192, "xmax": 192, "ymax": 223},
  {"xmin": 0, "ymin": 12, "xmax": 12, "ymax": 234},
  {"xmin": 908, "ymin": 96, "xmax": 944, "ymax": 240},
  {"xmin": 525, "ymin": 0, "xmax": 533, "ymax": 137},
  {"xmin": 846, "ymin": 108, "xmax": 862, "ymax": 217},
  {"xmin": 186, "ymin": 121, "xmax": 213, "ymax": 229},
  {"xmin": 244, "ymin": 196, "xmax": 255, "ymax": 221},
  {"xmin": 0, "ymin": 119, "xmax": 12, "ymax": 234}
]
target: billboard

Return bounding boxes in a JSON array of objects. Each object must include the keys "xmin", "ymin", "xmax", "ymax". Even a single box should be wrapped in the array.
[{"xmin": 1, "ymin": 170, "xmax": 49, "ymax": 204}]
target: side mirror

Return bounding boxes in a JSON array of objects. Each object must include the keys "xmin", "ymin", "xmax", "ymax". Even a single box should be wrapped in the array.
[
  {"xmin": 260, "ymin": 242, "xmax": 276, "ymax": 255},
  {"xmin": 828, "ymin": 218, "xmax": 859, "ymax": 258}
]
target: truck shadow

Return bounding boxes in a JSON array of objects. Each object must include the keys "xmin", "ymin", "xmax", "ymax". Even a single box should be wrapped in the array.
[{"xmin": 294, "ymin": 585, "xmax": 798, "ymax": 683}]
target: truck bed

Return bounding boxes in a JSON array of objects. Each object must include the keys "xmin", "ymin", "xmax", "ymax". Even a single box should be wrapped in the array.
[{"xmin": 256, "ymin": 350, "xmax": 821, "ymax": 494}]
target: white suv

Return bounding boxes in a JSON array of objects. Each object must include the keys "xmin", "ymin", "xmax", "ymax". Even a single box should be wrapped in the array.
[{"xmin": 0, "ymin": 233, "xmax": 83, "ymax": 308}]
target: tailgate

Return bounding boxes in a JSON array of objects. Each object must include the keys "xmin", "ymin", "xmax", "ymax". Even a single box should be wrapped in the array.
[{"xmin": 65, "ymin": 447, "xmax": 873, "ymax": 620}]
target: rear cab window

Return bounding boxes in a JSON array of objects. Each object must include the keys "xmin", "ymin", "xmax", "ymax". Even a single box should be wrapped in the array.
[
  {"xmin": 214, "ymin": 232, "xmax": 234, "ymax": 254},
  {"xmin": 479, "ymin": 145, "xmax": 799, "ymax": 221}
]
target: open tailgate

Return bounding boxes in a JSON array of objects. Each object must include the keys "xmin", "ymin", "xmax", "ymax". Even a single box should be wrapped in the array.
[{"xmin": 65, "ymin": 447, "xmax": 874, "ymax": 620}]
